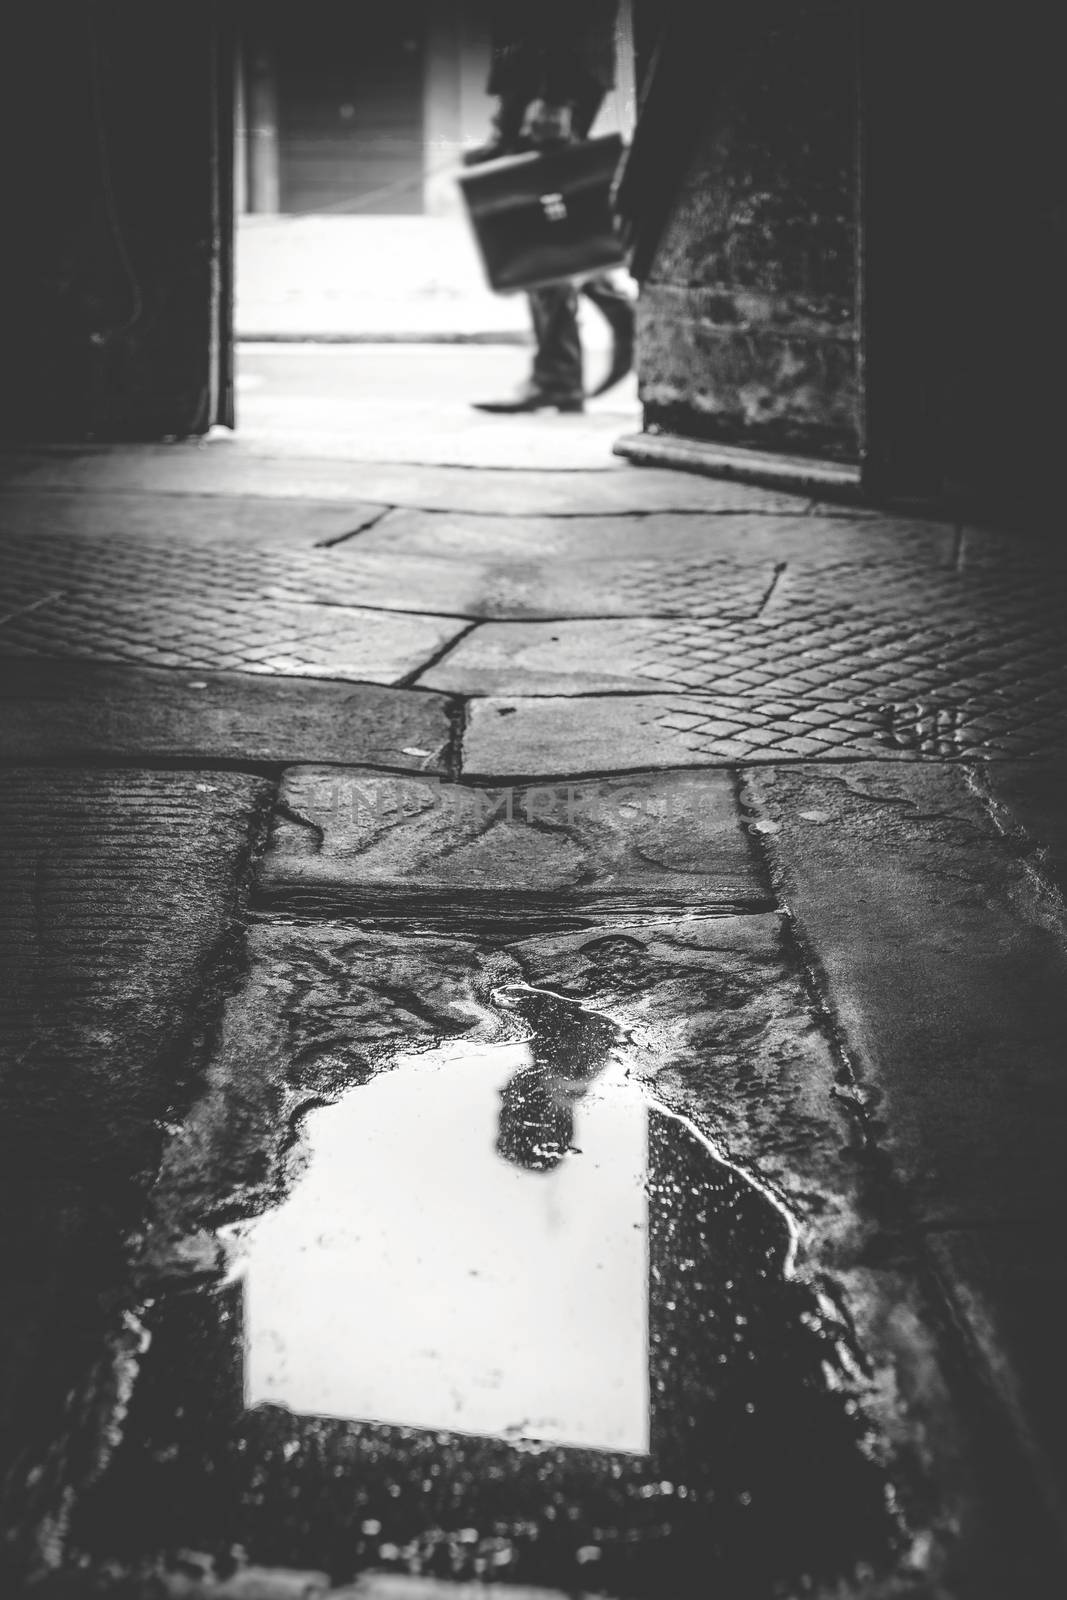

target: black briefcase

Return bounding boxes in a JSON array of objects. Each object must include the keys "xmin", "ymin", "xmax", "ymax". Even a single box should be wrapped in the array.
[{"xmin": 458, "ymin": 134, "xmax": 627, "ymax": 294}]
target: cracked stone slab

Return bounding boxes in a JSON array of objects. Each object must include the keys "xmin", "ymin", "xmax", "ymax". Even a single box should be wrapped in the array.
[
  {"xmin": 462, "ymin": 695, "xmax": 904, "ymax": 777},
  {"xmin": 743, "ymin": 763, "xmax": 1067, "ymax": 1230},
  {"xmin": 419, "ymin": 573, "xmax": 1067, "ymax": 732},
  {"xmin": 257, "ymin": 767, "xmax": 768, "ymax": 921},
  {"xmin": 0, "ymin": 767, "xmax": 272, "ymax": 1561},
  {"xmin": 356, "ymin": 507, "xmax": 955, "ymax": 567},
  {"xmin": 0, "ymin": 659, "xmax": 453, "ymax": 771},
  {"xmin": 0, "ymin": 488, "xmax": 384, "ymax": 547},
  {"xmin": 0, "ymin": 448, "xmax": 845, "ymax": 515},
  {"xmin": 418, "ymin": 618, "xmax": 690, "ymax": 694}
]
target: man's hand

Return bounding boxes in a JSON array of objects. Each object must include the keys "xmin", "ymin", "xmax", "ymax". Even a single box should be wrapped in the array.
[{"xmin": 520, "ymin": 99, "xmax": 574, "ymax": 146}]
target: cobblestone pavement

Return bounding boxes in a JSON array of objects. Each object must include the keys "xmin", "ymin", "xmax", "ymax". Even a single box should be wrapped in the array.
[
  {"xmin": 2, "ymin": 351, "xmax": 1067, "ymax": 1597},
  {"xmin": 3, "ymin": 469, "xmax": 1064, "ymax": 760}
]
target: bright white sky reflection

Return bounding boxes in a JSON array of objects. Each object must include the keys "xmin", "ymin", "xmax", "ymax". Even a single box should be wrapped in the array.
[{"xmin": 229, "ymin": 1042, "xmax": 651, "ymax": 1453}]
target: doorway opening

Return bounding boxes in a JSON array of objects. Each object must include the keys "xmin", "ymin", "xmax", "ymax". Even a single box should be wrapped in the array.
[{"xmin": 229, "ymin": 0, "xmax": 640, "ymax": 464}]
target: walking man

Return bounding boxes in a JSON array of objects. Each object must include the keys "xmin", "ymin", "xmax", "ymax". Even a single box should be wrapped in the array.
[{"xmin": 466, "ymin": 0, "xmax": 635, "ymax": 414}]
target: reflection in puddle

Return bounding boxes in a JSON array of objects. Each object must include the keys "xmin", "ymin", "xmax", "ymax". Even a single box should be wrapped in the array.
[
  {"xmin": 74, "ymin": 985, "xmax": 892, "ymax": 1595},
  {"xmin": 225, "ymin": 1041, "xmax": 652, "ymax": 1452}
]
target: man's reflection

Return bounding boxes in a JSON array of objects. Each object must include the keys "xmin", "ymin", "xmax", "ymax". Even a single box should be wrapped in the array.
[{"xmin": 493, "ymin": 984, "xmax": 623, "ymax": 1172}]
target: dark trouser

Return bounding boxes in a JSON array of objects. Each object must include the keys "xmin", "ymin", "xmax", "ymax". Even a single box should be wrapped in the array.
[
  {"xmin": 530, "ymin": 274, "xmax": 633, "ymax": 396},
  {"xmin": 525, "ymin": 91, "xmax": 629, "ymax": 398}
]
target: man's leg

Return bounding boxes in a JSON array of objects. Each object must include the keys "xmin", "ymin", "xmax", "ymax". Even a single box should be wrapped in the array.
[
  {"xmin": 472, "ymin": 84, "xmax": 596, "ymax": 413},
  {"xmin": 474, "ymin": 281, "xmax": 584, "ymax": 411},
  {"xmin": 529, "ymin": 284, "xmax": 584, "ymax": 400}
]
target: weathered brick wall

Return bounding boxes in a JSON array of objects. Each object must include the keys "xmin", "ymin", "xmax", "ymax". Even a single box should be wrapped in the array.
[{"xmin": 638, "ymin": 2, "xmax": 859, "ymax": 462}]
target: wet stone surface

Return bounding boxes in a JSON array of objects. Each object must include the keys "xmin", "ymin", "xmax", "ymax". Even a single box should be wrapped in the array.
[
  {"xmin": 259, "ymin": 768, "xmax": 769, "ymax": 923},
  {"xmin": 0, "ymin": 516, "xmax": 467, "ymax": 681},
  {"xmin": 0, "ymin": 660, "xmax": 455, "ymax": 771},
  {"xmin": 71, "ymin": 989, "xmax": 894, "ymax": 1597},
  {"xmin": 0, "ymin": 767, "xmax": 273, "ymax": 1581},
  {"xmin": 355, "ymin": 508, "xmax": 953, "ymax": 567},
  {"xmin": 139, "ymin": 918, "xmax": 868, "ymax": 1268}
]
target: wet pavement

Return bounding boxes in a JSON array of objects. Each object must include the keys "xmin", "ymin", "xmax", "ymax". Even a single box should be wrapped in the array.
[
  {"xmin": 2, "ymin": 346, "xmax": 1067, "ymax": 1597},
  {"xmin": 67, "ymin": 1019, "xmax": 892, "ymax": 1597}
]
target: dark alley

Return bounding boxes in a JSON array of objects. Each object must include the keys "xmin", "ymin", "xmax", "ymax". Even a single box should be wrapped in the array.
[{"xmin": 1, "ymin": 5, "xmax": 1066, "ymax": 1599}]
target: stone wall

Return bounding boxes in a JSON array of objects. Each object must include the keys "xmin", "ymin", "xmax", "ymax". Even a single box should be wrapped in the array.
[{"xmin": 638, "ymin": 2, "xmax": 859, "ymax": 463}]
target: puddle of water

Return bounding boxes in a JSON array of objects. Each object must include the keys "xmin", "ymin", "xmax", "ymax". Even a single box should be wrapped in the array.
[
  {"xmin": 72, "ymin": 985, "xmax": 892, "ymax": 1594},
  {"xmin": 224, "ymin": 1041, "xmax": 652, "ymax": 1452}
]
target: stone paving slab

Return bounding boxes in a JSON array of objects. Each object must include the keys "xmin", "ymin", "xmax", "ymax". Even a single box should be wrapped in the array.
[
  {"xmin": 421, "ymin": 576, "xmax": 1067, "ymax": 712},
  {"xmin": 257, "ymin": 767, "xmax": 769, "ymax": 921},
  {"xmin": 317, "ymin": 549, "xmax": 777, "ymax": 621},
  {"xmin": 0, "ymin": 489, "xmax": 385, "ymax": 547},
  {"xmin": 763, "ymin": 552, "xmax": 1067, "ymax": 618},
  {"xmin": 421, "ymin": 619, "xmax": 678, "ymax": 694},
  {"xmin": 426, "ymin": 619, "xmax": 697, "ymax": 695},
  {"xmin": 0, "ymin": 447, "xmax": 847, "ymax": 516},
  {"xmin": 462, "ymin": 695, "xmax": 920, "ymax": 776},
  {"xmin": 354, "ymin": 507, "xmax": 954, "ymax": 565},
  {"xmin": 743, "ymin": 763, "xmax": 1067, "ymax": 1230},
  {"xmin": 0, "ymin": 524, "xmax": 467, "ymax": 681},
  {"xmin": 743, "ymin": 763, "xmax": 1067, "ymax": 1557},
  {"xmin": 0, "ymin": 660, "xmax": 453, "ymax": 771},
  {"xmin": 0, "ymin": 767, "xmax": 272, "ymax": 1567},
  {"xmin": 2, "ymin": 599, "xmax": 459, "ymax": 684},
  {"xmin": 0, "ymin": 767, "xmax": 271, "ymax": 1170},
  {"xmin": 7, "ymin": 511, "xmax": 1060, "ymax": 746}
]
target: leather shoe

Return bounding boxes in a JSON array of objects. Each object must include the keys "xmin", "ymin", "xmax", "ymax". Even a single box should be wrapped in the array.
[{"xmin": 472, "ymin": 384, "xmax": 584, "ymax": 415}]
